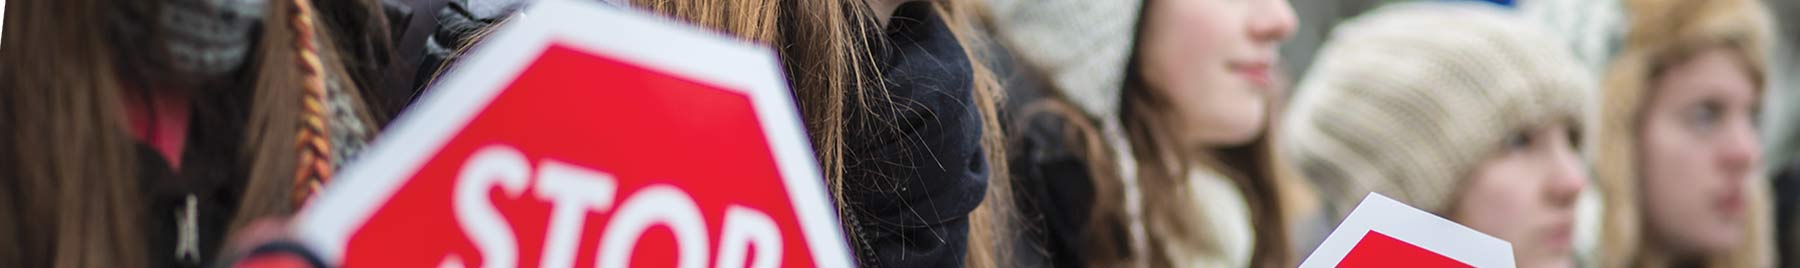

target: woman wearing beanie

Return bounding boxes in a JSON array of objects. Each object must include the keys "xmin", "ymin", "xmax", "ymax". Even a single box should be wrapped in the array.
[
  {"xmin": 0, "ymin": 0, "xmax": 387, "ymax": 267},
  {"xmin": 1594, "ymin": 0, "xmax": 1776, "ymax": 267},
  {"xmin": 1281, "ymin": 2, "xmax": 1594, "ymax": 268},
  {"xmin": 986, "ymin": 0, "xmax": 1307, "ymax": 266}
]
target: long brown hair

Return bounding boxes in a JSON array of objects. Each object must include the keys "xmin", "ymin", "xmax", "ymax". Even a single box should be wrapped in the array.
[
  {"xmin": 0, "ymin": 0, "xmax": 374, "ymax": 266},
  {"xmin": 1118, "ymin": 56, "xmax": 1298, "ymax": 268},
  {"xmin": 627, "ymin": 0, "xmax": 1013, "ymax": 267},
  {"xmin": 1007, "ymin": 58, "xmax": 1300, "ymax": 268},
  {"xmin": 935, "ymin": 2, "xmax": 1016, "ymax": 267}
]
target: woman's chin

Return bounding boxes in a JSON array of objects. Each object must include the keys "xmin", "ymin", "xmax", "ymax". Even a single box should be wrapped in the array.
[
  {"xmin": 1694, "ymin": 225, "xmax": 1746, "ymax": 255},
  {"xmin": 1193, "ymin": 117, "xmax": 1268, "ymax": 147}
]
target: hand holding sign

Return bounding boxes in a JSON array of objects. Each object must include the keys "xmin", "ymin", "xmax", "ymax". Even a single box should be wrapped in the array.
[
  {"xmin": 1300, "ymin": 193, "xmax": 1515, "ymax": 268},
  {"xmin": 289, "ymin": 1, "xmax": 854, "ymax": 267}
]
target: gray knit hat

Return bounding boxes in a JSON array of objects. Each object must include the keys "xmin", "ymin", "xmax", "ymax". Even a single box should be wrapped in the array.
[
  {"xmin": 986, "ymin": 0, "xmax": 1141, "ymax": 121},
  {"xmin": 1280, "ymin": 2, "xmax": 1595, "ymax": 217}
]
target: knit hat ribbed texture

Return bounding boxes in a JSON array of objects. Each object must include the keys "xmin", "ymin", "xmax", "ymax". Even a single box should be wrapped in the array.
[{"xmin": 1281, "ymin": 2, "xmax": 1596, "ymax": 216}]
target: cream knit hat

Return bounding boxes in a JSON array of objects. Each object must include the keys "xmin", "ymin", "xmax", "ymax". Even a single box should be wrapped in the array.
[
  {"xmin": 986, "ymin": 0, "xmax": 1140, "ymax": 121},
  {"xmin": 1281, "ymin": 2, "xmax": 1595, "ymax": 217}
]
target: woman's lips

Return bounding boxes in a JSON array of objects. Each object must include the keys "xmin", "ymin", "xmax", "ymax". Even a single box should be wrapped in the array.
[
  {"xmin": 1716, "ymin": 187, "xmax": 1745, "ymax": 218},
  {"xmin": 1542, "ymin": 219, "xmax": 1575, "ymax": 253},
  {"xmin": 1231, "ymin": 61, "xmax": 1274, "ymax": 89}
]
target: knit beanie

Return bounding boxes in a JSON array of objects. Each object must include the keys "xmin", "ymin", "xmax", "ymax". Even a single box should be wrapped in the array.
[
  {"xmin": 1280, "ymin": 2, "xmax": 1595, "ymax": 217},
  {"xmin": 986, "ymin": 0, "xmax": 1140, "ymax": 122}
]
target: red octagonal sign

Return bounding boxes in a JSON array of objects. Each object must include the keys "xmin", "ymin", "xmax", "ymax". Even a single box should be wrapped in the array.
[{"xmin": 291, "ymin": 1, "xmax": 854, "ymax": 267}]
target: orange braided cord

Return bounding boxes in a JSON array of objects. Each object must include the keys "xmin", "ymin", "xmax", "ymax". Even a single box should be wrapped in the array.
[{"xmin": 291, "ymin": 0, "xmax": 332, "ymax": 208}]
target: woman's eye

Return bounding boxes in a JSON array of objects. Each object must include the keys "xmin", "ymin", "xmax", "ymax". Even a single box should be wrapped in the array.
[
  {"xmin": 1687, "ymin": 101, "xmax": 1723, "ymax": 132},
  {"xmin": 1504, "ymin": 131, "xmax": 1533, "ymax": 151},
  {"xmin": 1565, "ymin": 128, "xmax": 1582, "ymax": 152}
]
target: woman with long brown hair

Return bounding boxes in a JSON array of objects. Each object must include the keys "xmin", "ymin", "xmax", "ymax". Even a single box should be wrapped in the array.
[
  {"xmin": 987, "ymin": 0, "xmax": 1307, "ymax": 266},
  {"xmin": 0, "ymin": 0, "xmax": 387, "ymax": 266},
  {"xmin": 623, "ymin": 0, "xmax": 1014, "ymax": 267}
]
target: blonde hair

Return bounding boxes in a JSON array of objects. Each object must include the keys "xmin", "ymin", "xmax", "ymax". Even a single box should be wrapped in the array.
[{"xmin": 1596, "ymin": 0, "xmax": 1775, "ymax": 266}]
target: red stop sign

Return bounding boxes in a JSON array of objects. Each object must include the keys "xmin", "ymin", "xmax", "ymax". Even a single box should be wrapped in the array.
[
  {"xmin": 1336, "ymin": 231, "xmax": 1472, "ymax": 268},
  {"xmin": 292, "ymin": 1, "xmax": 853, "ymax": 268}
]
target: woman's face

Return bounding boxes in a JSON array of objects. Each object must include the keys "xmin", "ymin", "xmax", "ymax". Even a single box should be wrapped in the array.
[
  {"xmin": 1454, "ymin": 123, "xmax": 1587, "ymax": 268},
  {"xmin": 1638, "ymin": 47, "xmax": 1762, "ymax": 256},
  {"xmin": 1137, "ymin": 0, "xmax": 1295, "ymax": 148}
]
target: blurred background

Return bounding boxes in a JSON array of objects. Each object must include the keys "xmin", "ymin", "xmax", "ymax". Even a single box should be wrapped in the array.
[{"xmin": 1281, "ymin": 0, "xmax": 1800, "ymax": 170}]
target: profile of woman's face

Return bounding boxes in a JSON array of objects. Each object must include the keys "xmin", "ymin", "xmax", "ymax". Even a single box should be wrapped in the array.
[
  {"xmin": 1637, "ymin": 47, "xmax": 1762, "ymax": 256},
  {"xmin": 1136, "ymin": 0, "xmax": 1295, "ymax": 148},
  {"xmin": 1454, "ymin": 123, "xmax": 1588, "ymax": 268}
]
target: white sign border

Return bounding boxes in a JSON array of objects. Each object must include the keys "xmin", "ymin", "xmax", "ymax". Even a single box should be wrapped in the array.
[
  {"xmin": 291, "ymin": 0, "xmax": 853, "ymax": 267},
  {"xmin": 1298, "ymin": 193, "xmax": 1516, "ymax": 268}
]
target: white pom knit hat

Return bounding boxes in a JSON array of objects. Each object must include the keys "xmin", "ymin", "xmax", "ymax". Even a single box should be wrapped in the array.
[{"xmin": 1281, "ymin": 2, "xmax": 1596, "ymax": 217}]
